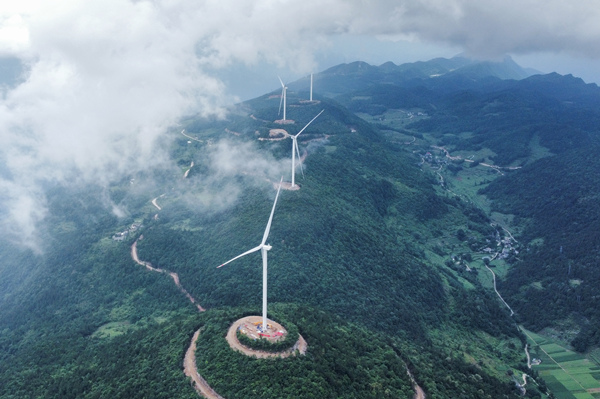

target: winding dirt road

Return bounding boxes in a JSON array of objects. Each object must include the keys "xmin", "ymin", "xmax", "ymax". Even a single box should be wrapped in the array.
[
  {"xmin": 151, "ymin": 197, "xmax": 162, "ymax": 210},
  {"xmin": 131, "ymin": 237, "xmax": 218, "ymax": 398},
  {"xmin": 406, "ymin": 365, "xmax": 426, "ymax": 399},
  {"xmin": 131, "ymin": 239, "xmax": 206, "ymax": 312},
  {"xmin": 525, "ymin": 343, "xmax": 531, "ymax": 369},
  {"xmin": 184, "ymin": 329, "xmax": 225, "ymax": 399},
  {"xmin": 184, "ymin": 161, "xmax": 194, "ymax": 178},
  {"xmin": 181, "ymin": 129, "xmax": 203, "ymax": 143},
  {"xmin": 414, "ymin": 384, "xmax": 425, "ymax": 399},
  {"xmin": 133, "ymin": 181, "xmax": 420, "ymax": 398}
]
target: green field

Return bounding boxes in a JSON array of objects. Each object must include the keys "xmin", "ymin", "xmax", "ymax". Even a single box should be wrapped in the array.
[
  {"xmin": 523, "ymin": 328, "xmax": 600, "ymax": 399},
  {"xmin": 91, "ymin": 321, "xmax": 134, "ymax": 338},
  {"xmin": 356, "ymin": 108, "xmax": 430, "ymax": 128}
]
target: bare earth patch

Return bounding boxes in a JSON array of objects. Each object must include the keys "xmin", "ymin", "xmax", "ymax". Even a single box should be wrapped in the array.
[
  {"xmin": 274, "ymin": 119, "xmax": 295, "ymax": 125},
  {"xmin": 131, "ymin": 239, "xmax": 206, "ymax": 312},
  {"xmin": 279, "ymin": 181, "xmax": 301, "ymax": 191},
  {"xmin": 226, "ymin": 316, "xmax": 307, "ymax": 359},
  {"xmin": 258, "ymin": 129, "xmax": 289, "ymax": 141}
]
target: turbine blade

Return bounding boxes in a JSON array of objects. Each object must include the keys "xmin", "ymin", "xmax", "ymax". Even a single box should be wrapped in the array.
[
  {"xmin": 278, "ymin": 75, "xmax": 285, "ymax": 88},
  {"xmin": 294, "ymin": 109, "xmax": 325, "ymax": 138},
  {"xmin": 218, "ymin": 245, "xmax": 262, "ymax": 268},
  {"xmin": 278, "ymin": 88, "xmax": 284, "ymax": 116},
  {"xmin": 295, "ymin": 140, "xmax": 304, "ymax": 179},
  {"xmin": 261, "ymin": 177, "xmax": 283, "ymax": 246}
]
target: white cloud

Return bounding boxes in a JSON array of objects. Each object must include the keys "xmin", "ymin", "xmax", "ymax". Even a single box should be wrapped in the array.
[
  {"xmin": 0, "ymin": 14, "xmax": 29, "ymax": 55},
  {"xmin": 1, "ymin": 0, "xmax": 599, "ymax": 249},
  {"xmin": 0, "ymin": 0, "xmax": 228, "ymax": 248},
  {"xmin": 180, "ymin": 139, "xmax": 289, "ymax": 214}
]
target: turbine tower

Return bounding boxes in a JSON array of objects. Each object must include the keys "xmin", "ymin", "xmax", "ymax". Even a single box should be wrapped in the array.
[
  {"xmin": 310, "ymin": 73, "xmax": 313, "ymax": 102},
  {"xmin": 218, "ymin": 178, "xmax": 283, "ymax": 331},
  {"xmin": 290, "ymin": 110, "xmax": 324, "ymax": 188},
  {"xmin": 278, "ymin": 76, "xmax": 287, "ymax": 121}
]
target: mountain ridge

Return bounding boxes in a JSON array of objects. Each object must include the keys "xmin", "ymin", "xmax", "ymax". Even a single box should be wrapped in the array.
[{"xmin": 4, "ymin": 54, "xmax": 600, "ymax": 398}]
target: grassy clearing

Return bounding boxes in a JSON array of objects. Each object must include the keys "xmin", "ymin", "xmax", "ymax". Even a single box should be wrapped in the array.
[
  {"xmin": 472, "ymin": 255, "xmax": 509, "ymax": 291},
  {"xmin": 424, "ymin": 249, "xmax": 476, "ymax": 290},
  {"xmin": 168, "ymin": 218, "xmax": 204, "ymax": 232},
  {"xmin": 523, "ymin": 327, "xmax": 600, "ymax": 399},
  {"xmin": 441, "ymin": 167, "xmax": 498, "ymax": 213},
  {"xmin": 528, "ymin": 134, "xmax": 554, "ymax": 162},
  {"xmin": 544, "ymin": 343, "xmax": 571, "ymax": 354},
  {"xmin": 92, "ymin": 321, "xmax": 134, "ymax": 338},
  {"xmin": 473, "ymin": 258, "xmax": 494, "ymax": 289},
  {"xmin": 488, "ymin": 259, "xmax": 510, "ymax": 279},
  {"xmin": 428, "ymin": 327, "xmax": 523, "ymax": 382},
  {"xmin": 357, "ymin": 108, "xmax": 430, "ymax": 129}
]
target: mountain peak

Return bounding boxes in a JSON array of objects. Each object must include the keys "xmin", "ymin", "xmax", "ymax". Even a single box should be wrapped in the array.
[{"xmin": 296, "ymin": 55, "xmax": 535, "ymax": 97}]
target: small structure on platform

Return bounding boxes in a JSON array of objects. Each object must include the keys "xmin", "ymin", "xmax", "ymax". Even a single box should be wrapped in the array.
[
  {"xmin": 274, "ymin": 119, "xmax": 295, "ymax": 125},
  {"xmin": 226, "ymin": 315, "xmax": 307, "ymax": 359},
  {"xmin": 236, "ymin": 316, "xmax": 288, "ymax": 343}
]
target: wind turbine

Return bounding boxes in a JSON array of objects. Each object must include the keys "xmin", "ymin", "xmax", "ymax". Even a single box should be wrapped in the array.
[
  {"xmin": 290, "ymin": 109, "xmax": 324, "ymax": 188},
  {"xmin": 278, "ymin": 76, "xmax": 287, "ymax": 121},
  {"xmin": 217, "ymin": 178, "xmax": 283, "ymax": 332}
]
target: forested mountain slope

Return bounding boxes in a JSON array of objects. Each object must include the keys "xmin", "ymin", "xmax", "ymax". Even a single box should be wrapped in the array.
[
  {"xmin": 5, "ymin": 56, "xmax": 590, "ymax": 398},
  {"xmin": 484, "ymin": 145, "xmax": 600, "ymax": 352},
  {"xmin": 323, "ymin": 57, "xmax": 600, "ymax": 356}
]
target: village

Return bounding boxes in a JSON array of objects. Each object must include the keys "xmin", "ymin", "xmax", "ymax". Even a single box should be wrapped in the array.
[{"xmin": 112, "ymin": 222, "xmax": 143, "ymax": 241}]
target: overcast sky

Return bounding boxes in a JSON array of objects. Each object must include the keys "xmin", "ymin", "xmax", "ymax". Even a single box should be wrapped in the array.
[{"xmin": 2, "ymin": 0, "xmax": 600, "ymax": 249}]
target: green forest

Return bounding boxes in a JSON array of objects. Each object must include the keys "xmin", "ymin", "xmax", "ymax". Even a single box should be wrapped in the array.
[{"xmin": 4, "ymin": 56, "xmax": 600, "ymax": 398}]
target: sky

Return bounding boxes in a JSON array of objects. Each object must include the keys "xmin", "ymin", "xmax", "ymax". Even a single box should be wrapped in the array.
[{"xmin": 1, "ymin": 0, "xmax": 600, "ymax": 250}]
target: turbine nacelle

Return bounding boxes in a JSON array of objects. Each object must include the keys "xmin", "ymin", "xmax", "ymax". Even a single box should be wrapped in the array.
[
  {"xmin": 310, "ymin": 73, "xmax": 313, "ymax": 102},
  {"xmin": 290, "ymin": 109, "xmax": 325, "ymax": 187}
]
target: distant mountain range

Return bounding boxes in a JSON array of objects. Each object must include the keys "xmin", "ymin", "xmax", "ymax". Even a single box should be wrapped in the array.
[
  {"xmin": 302, "ymin": 55, "xmax": 600, "ymax": 356},
  {"xmin": 289, "ymin": 55, "xmax": 540, "ymax": 97}
]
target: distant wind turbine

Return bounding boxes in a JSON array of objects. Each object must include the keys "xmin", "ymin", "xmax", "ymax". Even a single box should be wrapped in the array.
[
  {"xmin": 217, "ymin": 178, "xmax": 283, "ymax": 331},
  {"xmin": 278, "ymin": 76, "xmax": 287, "ymax": 121},
  {"xmin": 290, "ymin": 110, "xmax": 324, "ymax": 188},
  {"xmin": 310, "ymin": 73, "xmax": 313, "ymax": 102}
]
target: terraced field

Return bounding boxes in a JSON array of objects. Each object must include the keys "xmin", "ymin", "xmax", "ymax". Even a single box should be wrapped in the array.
[{"xmin": 523, "ymin": 328, "xmax": 600, "ymax": 399}]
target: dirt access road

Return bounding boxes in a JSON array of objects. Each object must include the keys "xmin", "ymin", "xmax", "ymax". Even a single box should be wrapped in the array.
[
  {"xmin": 131, "ymin": 237, "xmax": 218, "ymax": 398},
  {"xmin": 414, "ymin": 385, "xmax": 426, "ymax": 399},
  {"xmin": 406, "ymin": 364, "xmax": 426, "ymax": 399},
  {"xmin": 184, "ymin": 329, "xmax": 225, "ymax": 399},
  {"xmin": 131, "ymin": 239, "xmax": 205, "ymax": 312}
]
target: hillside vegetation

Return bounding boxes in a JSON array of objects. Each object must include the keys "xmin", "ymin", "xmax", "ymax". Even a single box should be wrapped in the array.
[
  {"xmin": 329, "ymin": 57, "xmax": 600, "ymax": 360},
  {"xmin": 5, "ymin": 55, "xmax": 599, "ymax": 398}
]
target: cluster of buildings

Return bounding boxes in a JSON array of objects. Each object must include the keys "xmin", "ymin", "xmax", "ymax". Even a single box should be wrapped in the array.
[
  {"xmin": 112, "ymin": 222, "xmax": 142, "ymax": 241},
  {"xmin": 481, "ymin": 232, "xmax": 519, "ymax": 262}
]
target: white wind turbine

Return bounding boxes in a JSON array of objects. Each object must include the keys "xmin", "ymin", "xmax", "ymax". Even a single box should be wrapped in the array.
[
  {"xmin": 290, "ymin": 110, "xmax": 324, "ymax": 188},
  {"xmin": 310, "ymin": 73, "xmax": 313, "ymax": 102},
  {"xmin": 278, "ymin": 76, "xmax": 287, "ymax": 121},
  {"xmin": 217, "ymin": 178, "xmax": 283, "ymax": 331}
]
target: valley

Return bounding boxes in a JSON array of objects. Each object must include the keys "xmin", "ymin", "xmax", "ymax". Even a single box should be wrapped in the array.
[{"xmin": 349, "ymin": 62, "xmax": 600, "ymax": 397}]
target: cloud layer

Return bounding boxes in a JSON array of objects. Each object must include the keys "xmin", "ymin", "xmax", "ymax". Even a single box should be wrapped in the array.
[{"xmin": 1, "ymin": 0, "xmax": 599, "ymax": 249}]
